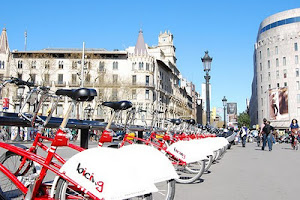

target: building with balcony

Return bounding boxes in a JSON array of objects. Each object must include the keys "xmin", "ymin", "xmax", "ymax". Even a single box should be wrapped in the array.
[{"xmin": 0, "ymin": 28, "xmax": 200, "ymax": 127}]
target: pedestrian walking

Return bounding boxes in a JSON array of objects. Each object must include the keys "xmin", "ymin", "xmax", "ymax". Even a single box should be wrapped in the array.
[
  {"xmin": 260, "ymin": 119, "xmax": 272, "ymax": 151},
  {"xmin": 289, "ymin": 119, "xmax": 299, "ymax": 149},
  {"xmin": 267, "ymin": 121, "xmax": 274, "ymax": 150},
  {"xmin": 240, "ymin": 126, "xmax": 248, "ymax": 147}
]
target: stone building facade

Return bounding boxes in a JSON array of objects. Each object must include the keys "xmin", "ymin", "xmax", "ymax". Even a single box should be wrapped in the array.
[{"xmin": 0, "ymin": 28, "xmax": 200, "ymax": 127}]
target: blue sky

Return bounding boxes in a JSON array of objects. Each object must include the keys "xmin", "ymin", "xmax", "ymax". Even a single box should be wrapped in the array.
[{"xmin": 1, "ymin": 0, "xmax": 300, "ymax": 114}]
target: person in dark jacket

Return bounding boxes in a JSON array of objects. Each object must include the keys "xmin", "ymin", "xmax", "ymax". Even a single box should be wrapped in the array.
[{"xmin": 290, "ymin": 119, "xmax": 299, "ymax": 149}]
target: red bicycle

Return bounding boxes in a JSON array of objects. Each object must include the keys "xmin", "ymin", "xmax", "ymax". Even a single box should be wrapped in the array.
[
  {"xmin": 112, "ymin": 110, "xmax": 207, "ymax": 184},
  {"xmin": 0, "ymin": 85, "xmax": 176, "ymax": 199}
]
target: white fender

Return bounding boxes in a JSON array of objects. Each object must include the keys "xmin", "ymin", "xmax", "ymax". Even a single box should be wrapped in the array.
[
  {"xmin": 196, "ymin": 138, "xmax": 219, "ymax": 151},
  {"xmin": 120, "ymin": 144, "xmax": 179, "ymax": 183},
  {"xmin": 57, "ymin": 147, "xmax": 157, "ymax": 200},
  {"xmin": 226, "ymin": 132, "xmax": 237, "ymax": 143},
  {"xmin": 203, "ymin": 138, "xmax": 223, "ymax": 150},
  {"xmin": 214, "ymin": 137, "xmax": 229, "ymax": 147},
  {"xmin": 187, "ymin": 139, "xmax": 214, "ymax": 156},
  {"xmin": 167, "ymin": 141, "xmax": 208, "ymax": 163}
]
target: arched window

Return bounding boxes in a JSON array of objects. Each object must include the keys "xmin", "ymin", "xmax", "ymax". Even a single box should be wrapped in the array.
[
  {"xmin": 85, "ymin": 74, "xmax": 91, "ymax": 83},
  {"xmin": 18, "ymin": 61, "xmax": 23, "ymax": 69},
  {"xmin": 132, "ymin": 62, "xmax": 136, "ymax": 70},
  {"xmin": 139, "ymin": 62, "xmax": 144, "ymax": 70},
  {"xmin": 72, "ymin": 61, "xmax": 77, "ymax": 69},
  {"xmin": 45, "ymin": 60, "xmax": 50, "ymax": 69},
  {"xmin": 86, "ymin": 61, "xmax": 91, "ymax": 69},
  {"xmin": 113, "ymin": 61, "xmax": 118, "ymax": 70},
  {"xmin": 99, "ymin": 61, "xmax": 105, "ymax": 71},
  {"xmin": 59, "ymin": 61, "xmax": 64, "ymax": 69},
  {"xmin": 31, "ymin": 61, "xmax": 36, "ymax": 69}
]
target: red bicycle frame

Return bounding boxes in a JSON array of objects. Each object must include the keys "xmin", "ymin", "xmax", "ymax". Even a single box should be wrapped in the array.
[
  {"xmin": 116, "ymin": 132, "xmax": 186, "ymax": 166},
  {"xmin": 0, "ymin": 99, "xmax": 101, "ymax": 199}
]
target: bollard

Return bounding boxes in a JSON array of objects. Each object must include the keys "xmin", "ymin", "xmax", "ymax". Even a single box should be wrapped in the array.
[
  {"xmin": 80, "ymin": 128, "xmax": 89, "ymax": 149},
  {"xmin": 137, "ymin": 131, "xmax": 143, "ymax": 144}
]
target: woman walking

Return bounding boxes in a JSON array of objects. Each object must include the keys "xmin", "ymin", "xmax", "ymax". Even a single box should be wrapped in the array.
[{"xmin": 290, "ymin": 119, "xmax": 299, "ymax": 149}]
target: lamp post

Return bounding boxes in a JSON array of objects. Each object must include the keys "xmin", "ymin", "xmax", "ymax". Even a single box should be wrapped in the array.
[
  {"xmin": 17, "ymin": 86, "xmax": 25, "ymax": 110},
  {"xmin": 222, "ymin": 96, "xmax": 227, "ymax": 128},
  {"xmin": 201, "ymin": 51, "xmax": 212, "ymax": 125},
  {"xmin": 84, "ymin": 104, "xmax": 94, "ymax": 120},
  {"xmin": 16, "ymin": 86, "xmax": 25, "ymax": 141}
]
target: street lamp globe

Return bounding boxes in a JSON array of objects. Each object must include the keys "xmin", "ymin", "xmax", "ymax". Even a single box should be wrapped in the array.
[
  {"xmin": 222, "ymin": 96, "xmax": 227, "ymax": 107},
  {"xmin": 84, "ymin": 104, "xmax": 94, "ymax": 120},
  {"xmin": 201, "ymin": 51, "xmax": 213, "ymax": 72},
  {"xmin": 17, "ymin": 86, "xmax": 25, "ymax": 97}
]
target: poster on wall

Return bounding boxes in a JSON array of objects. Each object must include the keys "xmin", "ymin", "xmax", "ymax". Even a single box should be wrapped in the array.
[
  {"xmin": 227, "ymin": 103, "xmax": 237, "ymax": 123},
  {"xmin": 269, "ymin": 87, "xmax": 288, "ymax": 120}
]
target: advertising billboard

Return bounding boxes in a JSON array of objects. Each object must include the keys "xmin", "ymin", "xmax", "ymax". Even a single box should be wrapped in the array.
[
  {"xmin": 227, "ymin": 103, "xmax": 237, "ymax": 123},
  {"xmin": 227, "ymin": 103, "xmax": 237, "ymax": 115},
  {"xmin": 269, "ymin": 87, "xmax": 288, "ymax": 120}
]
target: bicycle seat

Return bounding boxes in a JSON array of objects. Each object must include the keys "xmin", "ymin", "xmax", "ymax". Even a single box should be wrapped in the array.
[
  {"xmin": 188, "ymin": 119, "xmax": 196, "ymax": 125},
  {"xmin": 154, "ymin": 110, "xmax": 164, "ymax": 114},
  {"xmin": 102, "ymin": 101, "xmax": 132, "ymax": 111},
  {"xmin": 55, "ymin": 88, "xmax": 97, "ymax": 102},
  {"xmin": 169, "ymin": 118, "xmax": 181, "ymax": 125}
]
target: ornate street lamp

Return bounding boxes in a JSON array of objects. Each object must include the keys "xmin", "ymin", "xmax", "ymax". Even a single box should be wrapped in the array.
[
  {"xmin": 17, "ymin": 86, "xmax": 25, "ymax": 110},
  {"xmin": 16, "ymin": 86, "xmax": 25, "ymax": 141},
  {"xmin": 84, "ymin": 104, "xmax": 94, "ymax": 120},
  {"xmin": 222, "ymin": 96, "xmax": 227, "ymax": 128},
  {"xmin": 201, "ymin": 51, "xmax": 212, "ymax": 125}
]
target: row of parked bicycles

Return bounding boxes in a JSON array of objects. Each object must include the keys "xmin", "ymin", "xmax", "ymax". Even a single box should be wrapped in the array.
[{"xmin": 0, "ymin": 77, "xmax": 234, "ymax": 200}]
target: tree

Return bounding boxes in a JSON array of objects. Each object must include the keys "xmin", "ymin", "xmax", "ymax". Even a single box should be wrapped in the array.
[{"xmin": 237, "ymin": 111, "xmax": 250, "ymax": 128}]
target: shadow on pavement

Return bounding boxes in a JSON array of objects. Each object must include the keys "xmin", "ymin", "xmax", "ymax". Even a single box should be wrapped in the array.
[
  {"xmin": 282, "ymin": 147, "xmax": 294, "ymax": 150},
  {"xmin": 176, "ymin": 178, "xmax": 204, "ymax": 185}
]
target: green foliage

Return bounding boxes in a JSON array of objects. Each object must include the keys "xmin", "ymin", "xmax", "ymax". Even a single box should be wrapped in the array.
[{"xmin": 237, "ymin": 111, "xmax": 250, "ymax": 128}]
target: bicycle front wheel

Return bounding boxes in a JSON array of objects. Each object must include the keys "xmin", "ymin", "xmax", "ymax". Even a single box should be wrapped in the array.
[
  {"xmin": 0, "ymin": 151, "xmax": 35, "ymax": 200},
  {"xmin": 174, "ymin": 160, "xmax": 204, "ymax": 184},
  {"xmin": 185, "ymin": 160, "xmax": 205, "ymax": 176},
  {"xmin": 204, "ymin": 155, "xmax": 213, "ymax": 172},
  {"xmin": 153, "ymin": 179, "xmax": 175, "ymax": 200},
  {"xmin": 55, "ymin": 178, "xmax": 152, "ymax": 200}
]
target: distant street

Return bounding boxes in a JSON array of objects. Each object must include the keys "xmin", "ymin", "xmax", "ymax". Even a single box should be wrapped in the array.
[{"xmin": 175, "ymin": 142, "xmax": 300, "ymax": 200}]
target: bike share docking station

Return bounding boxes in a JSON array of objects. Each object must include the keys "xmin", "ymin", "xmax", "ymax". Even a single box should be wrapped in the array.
[{"xmin": 0, "ymin": 111, "xmax": 156, "ymax": 148}]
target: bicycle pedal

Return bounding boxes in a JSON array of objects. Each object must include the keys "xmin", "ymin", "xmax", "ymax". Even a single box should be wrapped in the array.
[{"xmin": 23, "ymin": 173, "xmax": 39, "ymax": 187}]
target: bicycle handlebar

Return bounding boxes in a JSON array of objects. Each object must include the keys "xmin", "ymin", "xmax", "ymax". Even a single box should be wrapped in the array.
[
  {"xmin": 1, "ymin": 77, "xmax": 34, "ymax": 88},
  {"xmin": 11, "ymin": 77, "xmax": 34, "ymax": 87},
  {"xmin": 138, "ymin": 109, "xmax": 147, "ymax": 113}
]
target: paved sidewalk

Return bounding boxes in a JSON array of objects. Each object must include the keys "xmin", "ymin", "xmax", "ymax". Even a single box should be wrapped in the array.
[{"xmin": 175, "ymin": 142, "xmax": 300, "ymax": 200}]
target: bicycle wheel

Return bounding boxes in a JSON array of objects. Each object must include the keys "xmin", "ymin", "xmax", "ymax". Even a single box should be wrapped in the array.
[
  {"xmin": 0, "ymin": 190, "xmax": 7, "ymax": 200},
  {"xmin": 217, "ymin": 148, "xmax": 226, "ymax": 160},
  {"xmin": 174, "ymin": 161, "xmax": 204, "ymax": 184},
  {"xmin": 204, "ymin": 155, "xmax": 213, "ymax": 172},
  {"xmin": 212, "ymin": 150, "xmax": 220, "ymax": 161},
  {"xmin": 55, "ymin": 178, "xmax": 152, "ymax": 200},
  {"xmin": 0, "ymin": 151, "xmax": 35, "ymax": 200},
  {"xmin": 153, "ymin": 179, "xmax": 175, "ymax": 200},
  {"xmin": 185, "ymin": 160, "xmax": 205, "ymax": 176}
]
